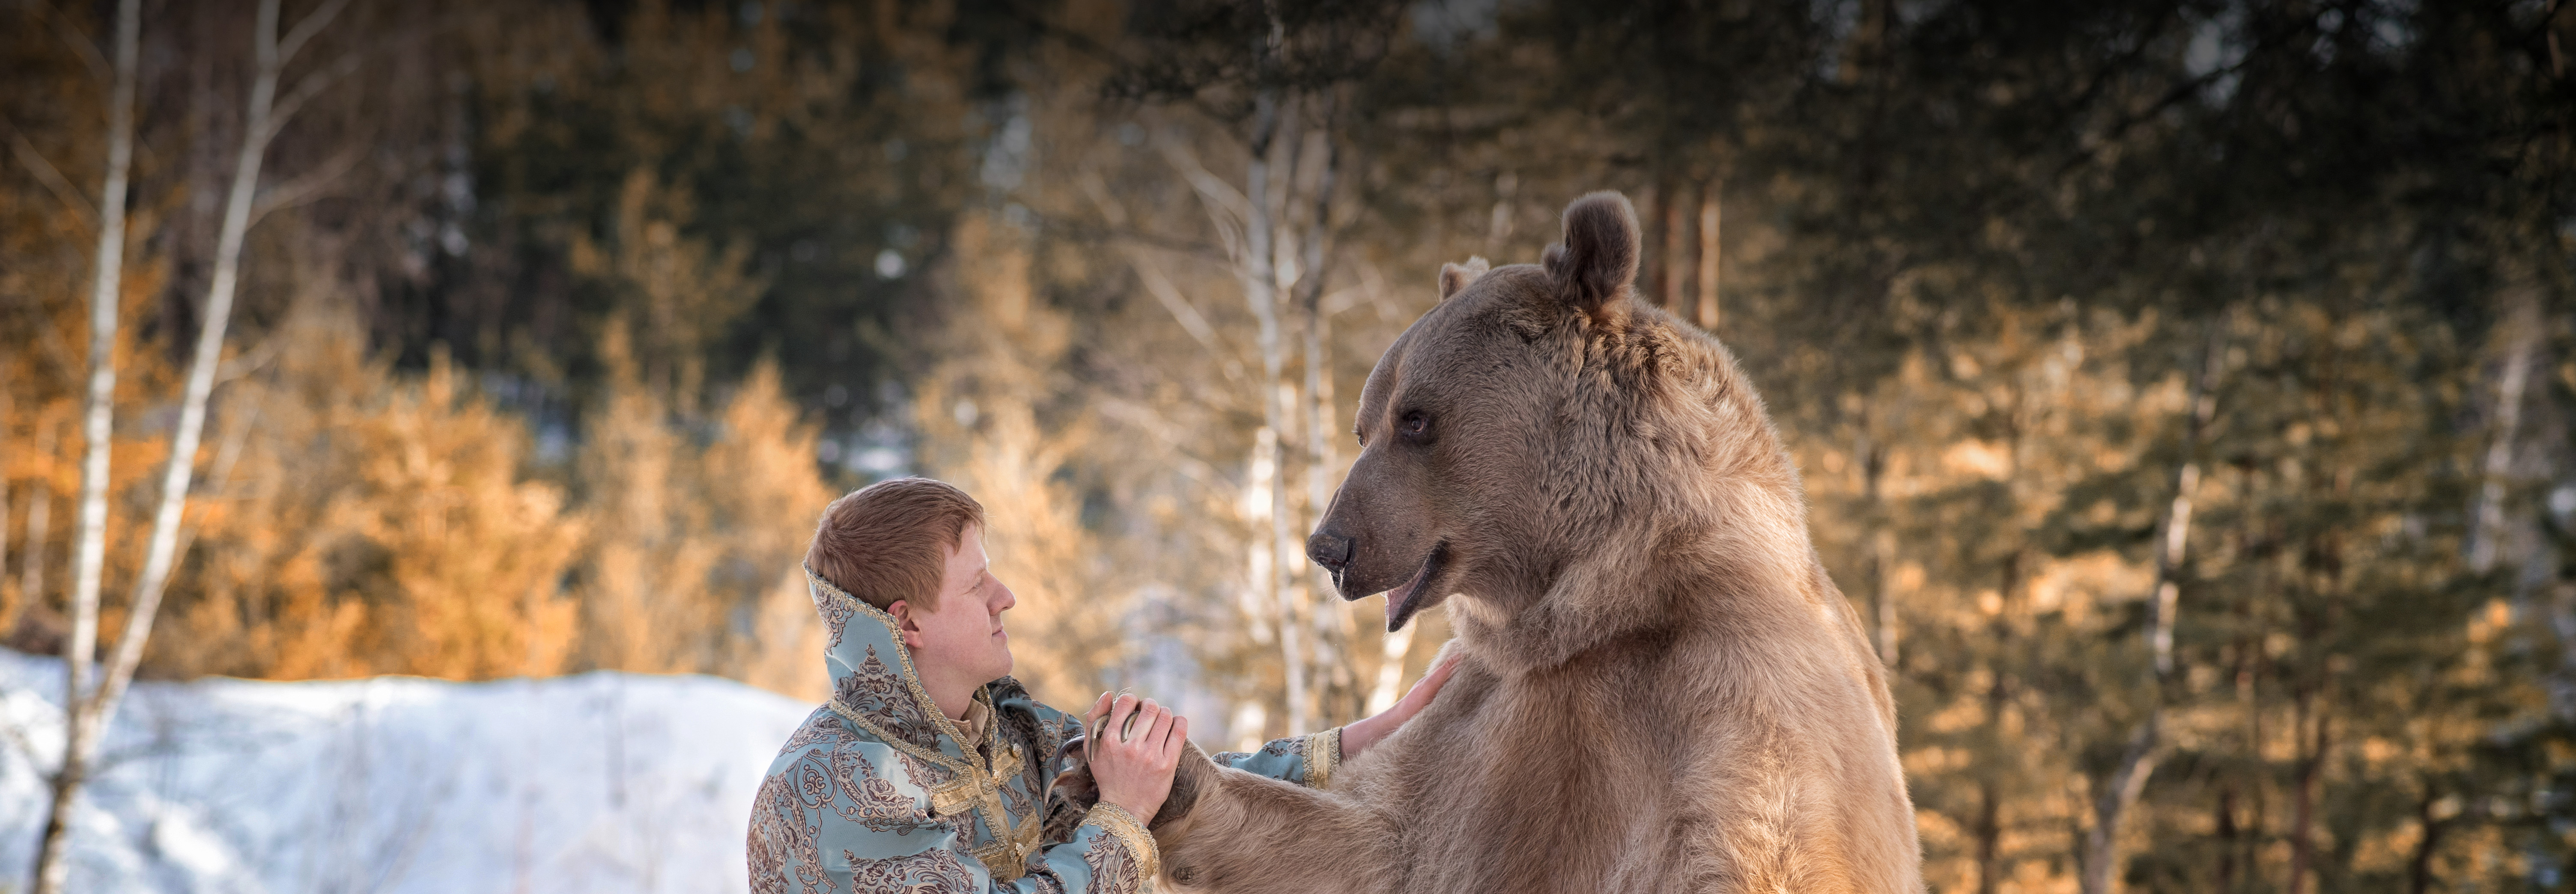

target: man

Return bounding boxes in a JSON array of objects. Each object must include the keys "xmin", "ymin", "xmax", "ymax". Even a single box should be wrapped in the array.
[{"xmin": 749, "ymin": 477, "xmax": 1454, "ymax": 893}]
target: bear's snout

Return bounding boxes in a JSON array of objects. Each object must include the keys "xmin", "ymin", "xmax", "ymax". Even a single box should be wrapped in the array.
[{"xmin": 1307, "ymin": 531, "xmax": 1354, "ymax": 576}]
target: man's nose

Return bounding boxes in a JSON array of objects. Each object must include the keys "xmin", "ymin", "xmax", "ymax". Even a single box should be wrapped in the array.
[{"xmin": 1307, "ymin": 531, "xmax": 1354, "ymax": 573}]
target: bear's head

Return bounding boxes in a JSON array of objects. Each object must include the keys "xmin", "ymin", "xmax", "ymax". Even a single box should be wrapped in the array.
[{"xmin": 1306, "ymin": 191, "xmax": 1813, "ymax": 670}]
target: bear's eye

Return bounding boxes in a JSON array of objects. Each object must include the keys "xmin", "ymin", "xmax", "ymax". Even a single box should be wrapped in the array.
[{"xmin": 1399, "ymin": 411, "xmax": 1432, "ymax": 441}]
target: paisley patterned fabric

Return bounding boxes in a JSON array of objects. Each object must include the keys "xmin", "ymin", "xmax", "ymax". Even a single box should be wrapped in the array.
[
  {"xmin": 748, "ymin": 567, "xmax": 1333, "ymax": 893},
  {"xmin": 1208, "ymin": 725, "xmax": 1340, "ymax": 790}
]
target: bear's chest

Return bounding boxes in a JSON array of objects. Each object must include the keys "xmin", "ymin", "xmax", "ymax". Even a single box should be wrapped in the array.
[{"xmin": 1375, "ymin": 669, "xmax": 1706, "ymax": 887}]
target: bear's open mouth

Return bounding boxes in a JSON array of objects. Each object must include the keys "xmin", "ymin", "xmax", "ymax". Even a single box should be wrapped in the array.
[{"xmin": 1383, "ymin": 541, "xmax": 1447, "ymax": 632}]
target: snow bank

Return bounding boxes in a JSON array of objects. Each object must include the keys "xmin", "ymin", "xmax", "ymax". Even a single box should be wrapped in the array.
[{"xmin": 0, "ymin": 648, "xmax": 815, "ymax": 894}]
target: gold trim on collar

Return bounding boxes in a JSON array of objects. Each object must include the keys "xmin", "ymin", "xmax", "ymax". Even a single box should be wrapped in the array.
[
  {"xmin": 806, "ymin": 567, "xmax": 981, "ymax": 758},
  {"xmin": 808, "ymin": 567, "xmax": 1041, "ymax": 877}
]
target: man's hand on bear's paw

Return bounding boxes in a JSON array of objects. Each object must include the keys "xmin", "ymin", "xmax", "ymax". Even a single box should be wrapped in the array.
[{"xmin": 1082, "ymin": 692, "xmax": 1189, "ymax": 823}]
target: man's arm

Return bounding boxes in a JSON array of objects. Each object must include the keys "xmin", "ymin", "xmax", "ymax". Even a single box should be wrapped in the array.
[
  {"xmin": 1210, "ymin": 729, "xmax": 1343, "ymax": 789},
  {"xmin": 1208, "ymin": 653, "xmax": 1462, "ymax": 790}
]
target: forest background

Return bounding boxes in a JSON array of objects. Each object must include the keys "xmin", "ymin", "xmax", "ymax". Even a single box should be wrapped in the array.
[{"xmin": 3, "ymin": 0, "xmax": 2574, "ymax": 891}]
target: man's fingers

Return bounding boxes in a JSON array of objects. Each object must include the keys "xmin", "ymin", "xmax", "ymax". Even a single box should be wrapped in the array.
[
  {"xmin": 1085, "ymin": 692, "xmax": 1113, "ymax": 725},
  {"xmin": 1109, "ymin": 694, "xmax": 1141, "ymax": 742},
  {"xmin": 1163, "ymin": 715, "xmax": 1190, "ymax": 760},
  {"xmin": 1136, "ymin": 699, "xmax": 1166, "ymax": 741},
  {"xmin": 1401, "ymin": 654, "xmax": 1464, "ymax": 710},
  {"xmin": 1142, "ymin": 702, "xmax": 1175, "ymax": 750}
]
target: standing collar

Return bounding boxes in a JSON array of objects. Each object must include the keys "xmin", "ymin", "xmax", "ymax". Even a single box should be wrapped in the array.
[{"xmin": 805, "ymin": 566, "xmax": 988, "ymax": 769}]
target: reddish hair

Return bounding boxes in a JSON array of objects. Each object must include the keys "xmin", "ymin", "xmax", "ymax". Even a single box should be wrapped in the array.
[{"xmin": 805, "ymin": 477, "xmax": 987, "ymax": 612}]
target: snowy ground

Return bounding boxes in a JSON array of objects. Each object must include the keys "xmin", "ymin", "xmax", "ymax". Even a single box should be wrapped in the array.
[{"xmin": 0, "ymin": 648, "xmax": 814, "ymax": 894}]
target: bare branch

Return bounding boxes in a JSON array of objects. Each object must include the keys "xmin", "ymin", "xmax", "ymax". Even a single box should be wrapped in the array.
[
  {"xmin": 1125, "ymin": 248, "xmax": 1226, "ymax": 356},
  {"xmin": 3, "ymin": 122, "xmax": 96, "ymax": 226},
  {"xmin": 1156, "ymin": 132, "xmax": 1252, "ymax": 228},
  {"xmin": 215, "ymin": 333, "xmax": 286, "ymax": 383},
  {"xmin": 262, "ymin": 49, "xmax": 366, "ymax": 143},
  {"xmin": 251, "ymin": 137, "xmax": 368, "ymax": 223},
  {"xmin": 276, "ymin": 0, "xmax": 358, "ymax": 66},
  {"xmin": 33, "ymin": 0, "xmax": 110, "ymax": 83}
]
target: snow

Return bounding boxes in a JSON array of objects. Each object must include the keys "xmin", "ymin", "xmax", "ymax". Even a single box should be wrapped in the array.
[{"xmin": 0, "ymin": 648, "xmax": 816, "ymax": 894}]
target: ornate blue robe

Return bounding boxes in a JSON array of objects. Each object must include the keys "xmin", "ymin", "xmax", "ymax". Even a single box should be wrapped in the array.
[{"xmin": 749, "ymin": 569, "xmax": 1337, "ymax": 893}]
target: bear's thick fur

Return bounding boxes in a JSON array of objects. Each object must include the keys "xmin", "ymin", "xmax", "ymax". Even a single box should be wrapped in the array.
[{"xmin": 1148, "ymin": 192, "xmax": 1921, "ymax": 892}]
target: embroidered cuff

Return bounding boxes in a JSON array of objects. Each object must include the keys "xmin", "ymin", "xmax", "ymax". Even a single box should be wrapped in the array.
[
  {"xmin": 1083, "ymin": 802, "xmax": 1162, "ymax": 880},
  {"xmin": 1304, "ymin": 727, "xmax": 1342, "ymax": 790}
]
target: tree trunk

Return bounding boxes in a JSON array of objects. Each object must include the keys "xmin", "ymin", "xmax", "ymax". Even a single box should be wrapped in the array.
[
  {"xmin": 2407, "ymin": 786, "xmax": 2442, "ymax": 894},
  {"xmin": 1695, "ymin": 183, "xmax": 1720, "ymax": 331},
  {"xmin": 31, "ymin": 0, "xmax": 139, "ymax": 890},
  {"xmin": 2081, "ymin": 317, "xmax": 2222, "ymax": 894},
  {"xmin": 96, "ymin": 0, "xmax": 315, "ymax": 766},
  {"xmin": 2286, "ymin": 684, "xmax": 2319, "ymax": 894},
  {"xmin": 1641, "ymin": 181, "xmax": 1666, "ymax": 306},
  {"xmin": 1298, "ymin": 104, "xmax": 1344, "ymax": 725},
  {"xmin": 1482, "ymin": 170, "xmax": 1516, "ymax": 259},
  {"xmin": 1367, "ymin": 619, "xmax": 1414, "ymax": 713},
  {"xmin": 1659, "ymin": 183, "xmax": 1688, "ymax": 311},
  {"xmin": 2469, "ymin": 292, "xmax": 2537, "ymax": 574},
  {"xmin": 1860, "ymin": 432, "xmax": 1896, "ymax": 665},
  {"xmin": 12, "ymin": 420, "xmax": 54, "ymax": 636},
  {"xmin": 1237, "ymin": 83, "xmax": 1300, "ymax": 734},
  {"xmin": 2213, "ymin": 784, "xmax": 2239, "ymax": 892},
  {"xmin": 1974, "ymin": 780, "xmax": 2002, "ymax": 894},
  {"xmin": 33, "ymin": 2, "xmax": 354, "ymax": 888}
]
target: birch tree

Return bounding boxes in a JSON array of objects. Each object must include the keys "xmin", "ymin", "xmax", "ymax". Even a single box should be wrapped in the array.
[
  {"xmin": 29, "ymin": 0, "xmax": 138, "ymax": 889},
  {"xmin": 2082, "ymin": 316, "xmax": 2223, "ymax": 894},
  {"xmin": 33, "ymin": 0, "xmax": 355, "ymax": 888}
]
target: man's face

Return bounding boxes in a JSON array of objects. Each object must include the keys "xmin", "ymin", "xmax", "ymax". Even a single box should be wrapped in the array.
[{"xmin": 895, "ymin": 523, "xmax": 1016, "ymax": 688}]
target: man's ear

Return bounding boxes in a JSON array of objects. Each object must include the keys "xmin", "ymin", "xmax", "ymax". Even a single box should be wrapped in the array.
[
  {"xmin": 1540, "ymin": 191, "xmax": 1640, "ymax": 319},
  {"xmin": 1437, "ymin": 256, "xmax": 1490, "ymax": 302},
  {"xmin": 887, "ymin": 600, "xmax": 924, "ymax": 649}
]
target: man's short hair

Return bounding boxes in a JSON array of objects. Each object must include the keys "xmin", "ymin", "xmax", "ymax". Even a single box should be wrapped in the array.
[{"xmin": 806, "ymin": 477, "xmax": 987, "ymax": 612}]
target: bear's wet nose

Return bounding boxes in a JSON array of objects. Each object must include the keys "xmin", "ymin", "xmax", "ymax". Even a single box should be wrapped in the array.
[{"xmin": 1307, "ymin": 532, "xmax": 1354, "ymax": 573}]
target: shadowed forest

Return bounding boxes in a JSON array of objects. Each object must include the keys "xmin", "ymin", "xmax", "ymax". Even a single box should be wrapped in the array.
[{"xmin": 4, "ymin": 0, "xmax": 2574, "ymax": 891}]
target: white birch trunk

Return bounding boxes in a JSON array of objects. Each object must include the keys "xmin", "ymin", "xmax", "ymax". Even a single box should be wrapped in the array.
[
  {"xmin": 34, "ymin": 3, "xmax": 352, "ymax": 888},
  {"xmin": 1367, "ymin": 622, "xmax": 1414, "ymax": 715},
  {"xmin": 2470, "ymin": 294, "xmax": 2538, "ymax": 574},
  {"xmin": 1299, "ymin": 110, "xmax": 1342, "ymax": 723},
  {"xmin": 95, "ymin": 0, "xmax": 322, "ymax": 754},
  {"xmin": 2081, "ymin": 318, "xmax": 2223, "ymax": 894},
  {"xmin": 31, "ymin": 0, "xmax": 140, "ymax": 890},
  {"xmin": 1234, "ymin": 88, "xmax": 1302, "ymax": 735}
]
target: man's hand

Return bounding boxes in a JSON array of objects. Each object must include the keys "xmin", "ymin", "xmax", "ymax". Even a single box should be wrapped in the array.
[
  {"xmin": 1337, "ymin": 653, "xmax": 1463, "ymax": 761},
  {"xmin": 1082, "ymin": 692, "xmax": 1187, "ymax": 822}
]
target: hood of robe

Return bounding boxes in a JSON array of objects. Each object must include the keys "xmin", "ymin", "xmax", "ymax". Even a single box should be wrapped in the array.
[{"xmin": 805, "ymin": 565, "xmax": 986, "ymax": 766}]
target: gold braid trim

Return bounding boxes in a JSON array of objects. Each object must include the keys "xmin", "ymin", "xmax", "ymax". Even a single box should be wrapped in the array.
[
  {"xmin": 1082, "ymin": 802, "xmax": 1162, "ymax": 881},
  {"xmin": 806, "ymin": 567, "xmax": 981, "ymax": 767},
  {"xmin": 810, "ymin": 567, "xmax": 1037, "ymax": 873},
  {"xmin": 1304, "ymin": 727, "xmax": 1342, "ymax": 790}
]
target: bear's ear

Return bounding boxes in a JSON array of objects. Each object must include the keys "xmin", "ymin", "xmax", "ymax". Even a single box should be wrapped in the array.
[
  {"xmin": 1437, "ymin": 256, "xmax": 1491, "ymax": 302},
  {"xmin": 1541, "ymin": 191, "xmax": 1640, "ymax": 317}
]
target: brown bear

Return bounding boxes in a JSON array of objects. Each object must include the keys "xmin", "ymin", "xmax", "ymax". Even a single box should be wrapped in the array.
[{"xmin": 1143, "ymin": 191, "xmax": 1920, "ymax": 892}]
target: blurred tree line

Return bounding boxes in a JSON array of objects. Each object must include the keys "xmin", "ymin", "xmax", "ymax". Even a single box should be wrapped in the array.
[{"xmin": 4, "ymin": 0, "xmax": 2573, "ymax": 890}]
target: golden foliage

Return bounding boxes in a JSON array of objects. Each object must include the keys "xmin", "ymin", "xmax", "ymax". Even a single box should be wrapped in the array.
[{"xmin": 155, "ymin": 309, "xmax": 583, "ymax": 680}]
